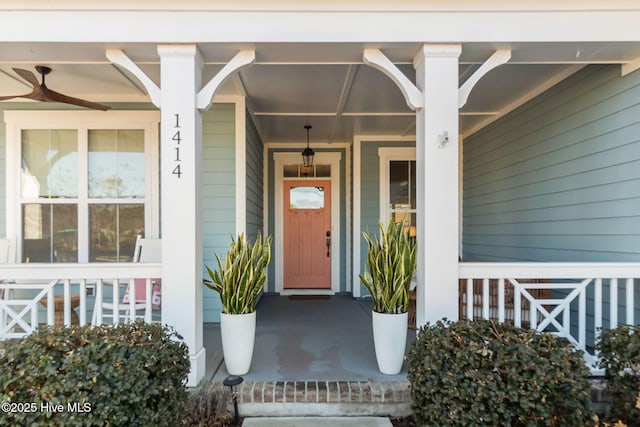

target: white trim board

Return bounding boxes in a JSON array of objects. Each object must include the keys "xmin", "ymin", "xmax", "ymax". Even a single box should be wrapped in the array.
[
  {"xmin": 351, "ymin": 135, "xmax": 415, "ymax": 298},
  {"xmin": 273, "ymin": 151, "xmax": 342, "ymax": 295},
  {"xmin": 4, "ymin": 110, "xmax": 160, "ymax": 262}
]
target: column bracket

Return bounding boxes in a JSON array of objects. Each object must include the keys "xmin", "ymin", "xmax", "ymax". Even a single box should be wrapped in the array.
[
  {"xmin": 106, "ymin": 49, "xmax": 162, "ymax": 108},
  {"xmin": 197, "ymin": 50, "xmax": 255, "ymax": 110},
  {"xmin": 458, "ymin": 49, "xmax": 511, "ymax": 108},
  {"xmin": 363, "ymin": 48, "xmax": 423, "ymax": 110}
]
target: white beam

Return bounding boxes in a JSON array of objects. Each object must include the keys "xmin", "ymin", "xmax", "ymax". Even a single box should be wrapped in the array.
[
  {"xmin": 363, "ymin": 48, "xmax": 423, "ymax": 110},
  {"xmin": 622, "ymin": 55, "xmax": 640, "ymax": 76},
  {"xmin": 3, "ymin": 9, "xmax": 640, "ymax": 44},
  {"xmin": 458, "ymin": 49, "xmax": 511, "ymax": 108},
  {"xmin": 106, "ymin": 49, "xmax": 161, "ymax": 108},
  {"xmin": 197, "ymin": 50, "xmax": 255, "ymax": 110}
]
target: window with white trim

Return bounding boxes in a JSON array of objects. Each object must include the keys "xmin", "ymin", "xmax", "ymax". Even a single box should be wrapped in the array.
[
  {"xmin": 379, "ymin": 147, "xmax": 416, "ymax": 237},
  {"xmin": 6, "ymin": 111, "xmax": 160, "ymax": 263}
]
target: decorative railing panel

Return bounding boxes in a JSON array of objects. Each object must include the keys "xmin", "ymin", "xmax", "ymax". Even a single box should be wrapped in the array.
[
  {"xmin": 0, "ymin": 263, "xmax": 161, "ymax": 340},
  {"xmin": 459, "ymin": 262, "xmax": 640, "ymax": 369}
]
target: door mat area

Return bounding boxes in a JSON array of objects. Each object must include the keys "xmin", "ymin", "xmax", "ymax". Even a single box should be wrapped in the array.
[{"xmin": 288, "ymin": 295, "xmax": 332, "ymax": 300}]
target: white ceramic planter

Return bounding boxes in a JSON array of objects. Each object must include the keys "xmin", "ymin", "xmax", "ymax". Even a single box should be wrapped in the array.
[
  {"xmin": 372, "ymin": 311, "xmax": 408, "ymax": 375},
  {"xmin": 220, "ymin": 311, "xmax": 257, "ymax": 375}
]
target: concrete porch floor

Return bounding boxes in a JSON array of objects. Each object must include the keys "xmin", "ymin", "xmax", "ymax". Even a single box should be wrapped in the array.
[
  {"xmin": 205, "ymin": 294, "xmax": 415, "ymax": 382},
  {"xmin": 202, "ymin": 294, "xmax": 415, "ymax": 417}
]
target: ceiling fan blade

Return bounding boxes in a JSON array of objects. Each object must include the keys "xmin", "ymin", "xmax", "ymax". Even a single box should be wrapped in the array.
[
  {"xmin": 12, "ymin": 68, "xmax": 40, "ymax": 87},
  {"xmin": 41, "ymin": 86, "xmax": 111, "ymax": 111},
  {"xmin": 0, "ymin": 94, "xmax": 30, "ymax": 101}
]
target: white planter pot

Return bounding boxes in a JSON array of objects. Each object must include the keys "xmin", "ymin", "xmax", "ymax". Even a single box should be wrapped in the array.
[
  {"xmin": 372, "ymin": 311, "xmax": 408, "ymax": 375},
  {"xmin": 220, "ymin": 311, "xmax": 256, "ymax": 375}
]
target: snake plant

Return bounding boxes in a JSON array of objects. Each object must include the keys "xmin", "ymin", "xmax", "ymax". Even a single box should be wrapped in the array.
[
  {"xmin": 204, "ymin": 231, "xmax": 272, "ymax": 314},
  {"xmin": 359, "ymin": 219, "xmax": 417, "ymax": 314}
]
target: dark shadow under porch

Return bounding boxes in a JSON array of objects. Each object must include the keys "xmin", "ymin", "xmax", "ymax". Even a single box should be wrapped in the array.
[{"xmin": 204, "ymin": 294, "xmax": 416, "ymax": 383}]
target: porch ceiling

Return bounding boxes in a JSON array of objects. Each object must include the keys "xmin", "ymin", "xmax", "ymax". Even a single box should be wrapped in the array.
[{"xmin": 2, "ymin": 41, "xmax": 640, "ymax": 142}]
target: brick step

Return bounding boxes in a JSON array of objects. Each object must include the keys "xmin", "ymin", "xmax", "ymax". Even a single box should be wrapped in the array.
[{"xmin": 212, "ymin": 380, "xmax": 412, "ymax": 417}]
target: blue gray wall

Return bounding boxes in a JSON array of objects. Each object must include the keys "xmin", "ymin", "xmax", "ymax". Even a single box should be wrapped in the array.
[
  {"xmin": 463, "ymin": 65, "xmax": 640, "ymax": 263},
  {"xmin": 202, "ymin": 103, "xmax": 236, "ymax": 322},
  {"xmin": 245, "ymin": 110, "xmax": 263, "ymax": 242},
  {"xmin": 358, "ymin": 140, "xmax": 416, "ymax": 297}
]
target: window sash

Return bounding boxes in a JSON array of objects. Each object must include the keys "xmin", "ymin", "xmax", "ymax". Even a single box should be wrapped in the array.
[{"xmin": 6, "ymin": 111, "xmax": 159, "ymax": 263}]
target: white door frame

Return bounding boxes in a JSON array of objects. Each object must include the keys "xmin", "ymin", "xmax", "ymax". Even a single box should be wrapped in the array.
[{"xmin": 274, "ymin": 151, "xmax": 341, "ymax": 295}]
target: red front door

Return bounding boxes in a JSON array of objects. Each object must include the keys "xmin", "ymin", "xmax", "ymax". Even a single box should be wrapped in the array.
[{"xmin": 283, "ymin": 180, "xmax": 331, "ymax": 289}]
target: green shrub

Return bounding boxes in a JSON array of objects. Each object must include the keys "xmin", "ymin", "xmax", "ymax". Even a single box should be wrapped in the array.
[
  {"xmin": 182, "ymin": 382, "xmax": 233, "ymax": 426},
  {"xmin": 407, "ymin": 319, "xmax": 595, "ymax": 426},
  {"xmin": 0, "ymin": 321, "xmax": 190, "ymax": 426},
  {"xmin": 597, "ymin": 325, "xmax": 640, "ymax": 427}
]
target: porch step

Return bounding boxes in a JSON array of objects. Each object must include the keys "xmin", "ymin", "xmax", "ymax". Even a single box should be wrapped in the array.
[
  {"xmin": 242, "ymin": 416, "xmax": 392, "ymax": 426},
  {"xmin": 212, "ymin": 380, "xmax": 412, "ymax": 417}
]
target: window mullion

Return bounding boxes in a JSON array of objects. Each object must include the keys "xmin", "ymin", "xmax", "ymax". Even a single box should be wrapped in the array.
[{"xmin": 77, "ymin": 127, "xmax": 89, "ymax": 263}]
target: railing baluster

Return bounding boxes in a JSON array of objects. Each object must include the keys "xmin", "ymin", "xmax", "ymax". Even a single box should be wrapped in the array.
[
  {"xmin": 594, "ymin": 278, "xmax": 602, "ymax": 332},
  {"xmin": 530, "ymin": 288, "xmax": 537, "ymax": 330},
  {"xmin": 95, "ymin": 279, "xmax": 103, "ymax": 325},
  {"xmin": 594, "ymin": 278, "xmax": 602, "ymax": 360},
  {"xmin": 563, "ymin": 303, "xmax": 570, "ymax": 340},
  {"xmin": 145, "ymin": 279, "xmax": 152, "ymax": 323},
  {"xmin": 514, "ymin": 282, "xmax": 521, "ymax": 327},
  {"xmin": 610, "ymin": 278, "xmax": 618, "ymax": 328},
  {"xmin": 112, "ymin": 279, "xmax": 120, "ymax": 325},
  {"xmin": 79, "ymin": 279, "xmax": 87, "ymax": 326},
  {"xmin": 498, "ymin": 278, "xmax": 505, "ymax": 323},
  {"xmin": 46, "ymin": 287, "xmax": 54, "ymax": 326},
  {"xmin": 579, "ymin": 281, "xmax": 586, "ymax": 350},
  {"xmin": 63, "ymin": 279, "xmax": 71, "ymax": 326},
  {"xmin": 129, "ymin": 278, "xmax": 136, "ymax": 321},
  {"xmin": 626, "ymin": 278, "xmax": 634, "ymax": 325},
  {"xmin": 466, "ymin": 278, "xmax": 473, "ymax": 320},
  {"xmin": 482, "ymin": 278, "xmax": 490, "ymax": 319}
]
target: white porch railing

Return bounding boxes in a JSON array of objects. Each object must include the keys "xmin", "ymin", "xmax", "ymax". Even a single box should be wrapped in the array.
[
  {"xmin": 0, "ymin": 263, "xmax": 162, "ymax": 340},
  {"xmin": 459, "ymin": 262, "xmax": 640, "ymax": 369}
]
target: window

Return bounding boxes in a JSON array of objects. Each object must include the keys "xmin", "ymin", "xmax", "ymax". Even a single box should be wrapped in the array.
[
  {"xmin": 389, "ymin": 160, "xmax": 416, "ymax": 236},
  {"xmin": 379, "ymin": 147, "xmax": 416, "ymax": 237},
  {"xmin": 283, "ymin": 164, "xmax": 331, "ymax": 178},
  {"xmin": 6, "ymin": 111, "xmax": 159, "ymax": 263},
  {"xmin": 289, "ymin": 186, "xmax": 325, "ymax": 209}
]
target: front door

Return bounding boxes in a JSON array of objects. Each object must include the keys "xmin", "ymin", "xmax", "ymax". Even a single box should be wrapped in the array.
[{"xmin": 283, "ymin": 180, "xmax": 331, "ymax": 289}]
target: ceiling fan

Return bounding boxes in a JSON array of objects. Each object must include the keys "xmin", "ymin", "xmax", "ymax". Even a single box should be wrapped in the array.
[{"xmin": 0, "ymin": 66, "xmax": 110, "ymax": 111}]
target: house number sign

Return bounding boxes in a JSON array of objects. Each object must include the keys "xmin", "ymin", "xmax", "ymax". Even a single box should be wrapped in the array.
[{"xmin": 172, "ymin": 113, "xmax": 182, "ymax": 178}]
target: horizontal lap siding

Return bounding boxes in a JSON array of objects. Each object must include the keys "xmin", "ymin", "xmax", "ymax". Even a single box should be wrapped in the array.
[
  {"xmin": 359, "ymin": 141, "xmax": 415, "ymax": 297},
  {"xmin": 463, "ymin": 65, "xmax": 640, "ymax": 263},
  {"xmin": 202, "ymin": 104, "xmax": 235, "ymax": 322},
  {"xmin": 245, "ymin": 111, "xmax": 263, "ymax": 242}
]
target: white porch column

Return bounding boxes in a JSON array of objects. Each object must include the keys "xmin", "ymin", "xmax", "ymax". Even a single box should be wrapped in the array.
[
  {"xmin": 158, "ymin": 45, "xmax": 205, "ymax": 386},
  {"xmin": 414, "ymin": 44, "xmax": 462, "ymax": 326}
]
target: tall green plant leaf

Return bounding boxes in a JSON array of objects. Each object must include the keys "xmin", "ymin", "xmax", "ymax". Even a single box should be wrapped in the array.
[
  {"xmin": 204, "ymin": 231, "xmax": 272, "ymax": 314},
  {"xmin": 359, "ymin": 219, "xmax": 417, "ymax": 314}
]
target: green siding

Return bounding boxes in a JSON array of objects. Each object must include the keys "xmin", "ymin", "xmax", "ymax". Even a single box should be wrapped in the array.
[
  {"xmin": 358, "ymin": 140, "xmax": 415, "ymax": 297},
  {"xmin": 245, "ymin": 111, "xmax": 263, "ymax": 241},
  {"xmin": 463, "ymin": 65, "xmax": 640, "ymax": 262},
  {"xmin": 202, "ymin": 104, "xmax": 236, "ymax": 322}
]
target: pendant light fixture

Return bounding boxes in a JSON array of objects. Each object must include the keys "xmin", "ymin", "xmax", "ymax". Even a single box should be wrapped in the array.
[{"xmin": 301, "ymin": 125, "xmax": 315, "ymax": 167}]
